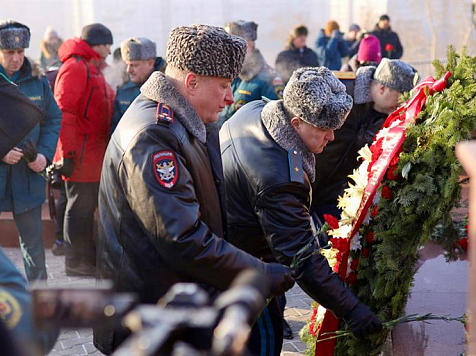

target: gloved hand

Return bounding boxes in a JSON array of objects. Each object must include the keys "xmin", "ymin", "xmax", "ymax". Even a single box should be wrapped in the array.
[
  {"xmin": 343, "ymin": 302, "xmax": 382, "ymax": 338},
  {"xmin": 20, "ymin": 138, "xmax": 38, "ymax": 162},
  {"xmin": 60, "ymin": 158, "xmax": 75, "ymax": 178},
  {"xmin": 263, "ymin": 262, "xmax": 295, "ymax": 297}
]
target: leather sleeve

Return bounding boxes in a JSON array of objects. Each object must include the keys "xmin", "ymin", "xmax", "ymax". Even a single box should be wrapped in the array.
[
  {"xmin": 255, "ymin": 183, "xmax": 359, "ymax": 317},
  {"xmin": 121, "ymin": 128, "xmax": 266, "ymax": 291}
]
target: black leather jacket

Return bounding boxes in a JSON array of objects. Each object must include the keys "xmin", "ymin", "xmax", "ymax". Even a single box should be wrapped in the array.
[
  {"xmin": 220, "ymin": 100, "xmax": 358, "ymax": 318},
  {"xmin": 95, "ymin": 79, "xmax": 268, "ymax": 353}
]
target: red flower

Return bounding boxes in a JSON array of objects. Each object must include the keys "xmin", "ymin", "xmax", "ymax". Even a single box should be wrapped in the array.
[
  {"xmin": 350, "ymin": 258, "xmax": 359, "ymax": 271},
  {"xmin": 347, "ymin": 272, "xmax": 357, "ymax": 284},
  {"xmin": 309, "ymin": 322, "xmax": 316, "ymax": 337},
  {"xmin": 323, "ymin": 214, "xmax": 339, "ymax": 230},
  {"xmin": 387, "ymin": 166, "xmax": 399, "ymax": 180},
  {"xmin": 381, "ymin": 186, "xmax": 392, "ymax": 200},
  {"xmin": 330, "ymin": 237, "xmax": 347, "ymax": 252},
  {"xmin": 385, "ymin": 43, "xmax": 395, "ymax": 52},
  {"xmin": 366, "ymin": 231, "xmax": 374, "ymax": 244},
  {"xmin": 371, "ymin": 206, "xmax": 379, "ymax": 218},
  {"xmin": 369, "ymin": 139, "xmax": 384, "ymax": 172},
  {"xmin": 361, "ymin": 247, "xmax": 370, "ymax": 258},
  {"xmin": 456, "ymin": 237, "xmax": 468, "ymax": 252}
]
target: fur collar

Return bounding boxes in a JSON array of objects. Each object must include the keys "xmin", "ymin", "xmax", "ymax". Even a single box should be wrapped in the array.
[
  {"xmin": 239, "ymin": 48, "xmax": 266, "ymax": 81},
  {"xmin": 261, "ymin": 100, "xmax": 315, "ymax": 182},
  {"xmin": 140, "ymin": 71, "xmax": 206, "ymax": 143}
]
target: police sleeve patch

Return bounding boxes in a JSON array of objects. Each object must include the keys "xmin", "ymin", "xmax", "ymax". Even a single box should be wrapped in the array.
[
  {"xmin": 152, "ymin": 151, "xmax": 179, "ymax": 189},
  {"xmin": 0, "ymin": 291, "xmax": 22, "ymax": 329}
]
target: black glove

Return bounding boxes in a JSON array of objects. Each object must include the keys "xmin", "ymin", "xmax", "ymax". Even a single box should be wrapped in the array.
[
  {"xmin": 20, "ymin": 138, "xmax": 38, "ymax": 162},
  {"xmin": 263, "ymin": 262, "xmax": 295, "ymax": 297},
  {"xmin": 343, "ymin": 302, "xmax": 382, "ymax": 338},
  {"xmin": 60, "ymin": 158, "xmax": 75, "ymax": 178}
]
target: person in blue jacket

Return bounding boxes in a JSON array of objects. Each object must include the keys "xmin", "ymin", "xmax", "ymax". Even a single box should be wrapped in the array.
[
  {"xmin": 111, "ymin": 37, "xmax": 166, "ymax": 134},
  {"xmin": 218, "ymin": 21, "xmax": 284, "ymax": 126},
  {"xmin": 0, "ymin": 246, "xmax": 58, "ymax": 354},
  {"xmin": 316, "ymin": 20, "xmax": 349, "ymax": 70},
  {"xmin": 0, "ymin": 20, "xmax": 61, "ymax": 281}
]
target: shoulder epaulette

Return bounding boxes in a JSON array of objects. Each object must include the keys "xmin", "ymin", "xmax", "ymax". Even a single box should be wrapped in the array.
[
  {"xmin": 156, "ymin": 103, "xmax": 174, "ymax": 125},
  {"xmin": 288, "ymin": 149, "xmax": 304, "ymax": 183}
]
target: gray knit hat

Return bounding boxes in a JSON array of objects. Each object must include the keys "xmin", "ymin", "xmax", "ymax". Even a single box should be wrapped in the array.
[
  {"xmin": 374, "ymin": 58, "xmax": 418, "ymax": 93},
  {"xmin": 121, "ymin": 37, "xmax": 156, "ymax": 61},
  {"xmin": 81, "ymin": 23, "xmax": 113, "ymax": 46},
  {"xmin": 283, "ymin": 67, "xmax": 353, "ymax": 130},
  {"xmin": 224, "ymin": 20, "xmax": 258, "ymax": 41},
  {"xmin": 0, "ymin": 20, "xmax": 30, "ymax": 49},
  {"xmin": 166, "ymin": 24, "xmax": 246, "ymax": 79}
]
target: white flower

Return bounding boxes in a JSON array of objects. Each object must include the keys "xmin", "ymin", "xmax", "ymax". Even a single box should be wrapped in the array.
[
  {"xmin": 357, "ymin": 144, "xmax": 372, "ymax": 163},
  {"xmin": 363, "ymin": 211, "xmax": 371, "ymax": 224},
  {"xmin": 346, "ymin": 257, "xmax": 353, "ymax": 277},
  {"xmin": 328, "ymin": 224, "xmax": 352, "ymax": 239},
  {"xmin": 350, "ymin": 233, "xmax": 362, "ymax": 251}
]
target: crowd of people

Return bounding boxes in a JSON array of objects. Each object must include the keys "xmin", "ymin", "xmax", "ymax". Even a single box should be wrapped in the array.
[{"xmin": 0, "ymin": 12, "xmax": 415, "ymax": 355}]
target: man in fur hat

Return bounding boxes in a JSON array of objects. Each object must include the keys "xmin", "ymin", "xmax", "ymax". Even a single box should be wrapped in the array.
[
  {"xmin": 111, "ymin": 37, "xmax": 167, "ymax": 133},
  {"xmin": 218, "ymin": 20, "xmax": 283, "ymax": 126},
  {"xmin": 0, "ymin": 20, "xmax": 61, "ymax": 281},
  {"xmin": 220, "ymin": 67, "xmax": 382, "ymax": 355},
  {"xmin": 312, "ymin": 58, "xmax": 418, "ymax": 222},
  {"xmin": 94, "ymin": 24, "xmax": 295, "ymax": 354}
]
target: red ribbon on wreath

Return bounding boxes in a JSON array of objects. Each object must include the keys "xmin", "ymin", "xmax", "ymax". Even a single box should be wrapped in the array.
[{"xmin": 314, "ymin": 72, "xmax": 451, "ymax": 356}]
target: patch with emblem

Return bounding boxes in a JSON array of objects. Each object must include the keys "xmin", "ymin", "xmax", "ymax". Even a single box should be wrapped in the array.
[
  {"xmin": 274, "ymin": 85, "xmax": 284, "ymax": 99},
  {"xmin": 0, "ymin": 291, "xmax": 22, "ymax": 329},
  {"xmin": 153, "ymin": 150, "xmax": 178, "ymax": 189},
  {"xmin": 156, "ymin": 103, "xmax": 174, "ymax": 124},
  {"xmin": 234, "ymin": 99, "xmax": 246, "ymax": 111}
]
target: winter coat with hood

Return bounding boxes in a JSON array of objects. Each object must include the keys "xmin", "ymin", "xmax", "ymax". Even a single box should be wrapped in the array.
[
  {"xmin": 0, "ymin": 58, "xmax": 61, "ymax": 214},
  {"xmin": 53, "ymin": 37, "xmax": 114, "ymax": 182},
  {"xmin": 316, "ymin": 29, "xmax": 349, "ymax": 70},
  {"xmin": 371, "ymin": 25, "xmax": 403, "ymax": 59}
]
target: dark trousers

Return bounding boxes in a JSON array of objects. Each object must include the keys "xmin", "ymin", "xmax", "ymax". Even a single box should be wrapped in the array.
[
  {"xmin": 12, "ymin": 205, "xmax": 47, "ymax": 281},
  {"xmin": 247, "ymin": 297, "xmax": 284, "ymax": 356},
  {"xmin": 64, "ymin": 181, "xmax": 98, "ymax": 267},
  {"xmin": 54, "ymin": 183, "xmax": 67, "ymax": 241}
]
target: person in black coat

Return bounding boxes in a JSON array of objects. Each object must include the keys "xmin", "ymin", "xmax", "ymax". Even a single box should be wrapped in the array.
[
  {"xmin": 275, "ymin": 24, "xmax": 319, "ymax": 85},
  {"xmin": 312, "ymin": 59, "xmax": 418, "ymax": 221},
  {"xmin": 221, "ymin": 67, "xmax": 382, "ymax": 356},
  {"xmin": 371, "ymin": 14, "xmax": 403, "ymax": 59},
  {"xmin": 94, "ymin": 24, "xmax": 294, "ymax": 354}
]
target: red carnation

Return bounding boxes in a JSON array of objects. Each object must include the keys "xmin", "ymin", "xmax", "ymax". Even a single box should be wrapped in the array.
[
  {"xmin": 309, "ymin": 322, "xmax": 316, "ymax": 337},
  {"xmin": 350, "ymin": 258, "xmax": 359, "ymax": 271},
  {"xmin": 366, "ymin": 231, "xmax": 374, "ymax": 244},
  {"xmin": 387, "ymin": 166, "xmax": 399, "ymax": 180},
  {"xmin": 381, "ymin": 186, "xmax": 393, "ymax": 200},
  {"xmin": 347, "ymin": 272, "xmax": 357, "ymax": 284},
  {"xmin": 361, "ymin": 247, "xmax": 370, "ymax": 258},
  {"xmin": 323, "ymin": 214, "xmax": 339, "ymax": 230},
  {"xmin": 385, "ymin": 43, "xmax": 395, "ymax": 52},
  {"xmin": 330, "ymin": 237, "xmax": 347, "ymax": 252},
  {"xmin": 456, "ymin": 237, "xmax": 468, "ymax": 252},
  {"xmin": 371, "ymin": 206, "xmax": 379, "ymax": 218}
]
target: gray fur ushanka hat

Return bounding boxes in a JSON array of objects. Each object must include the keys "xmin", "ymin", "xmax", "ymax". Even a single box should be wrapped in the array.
[
  {"xmin": 166, "ymin": 24, "xmax": 247, "ymax": 78},
  {"xmin": 0, "ymin": 20, "xmax": 30, "ymax": 50},
  {"xmin": 374, "ymin": 58, "xmax": 418, "ymax": 93},
  {"xmin": 121, "ymin": 37, "xmax": 156, "ymax": 61},
  {"xmin": 224, "ymin": 20, "xmax": 258, "ymax": 41},
  {"xmin": 283, "ymin": 67, "xmax": 353, "ymax": 130}
]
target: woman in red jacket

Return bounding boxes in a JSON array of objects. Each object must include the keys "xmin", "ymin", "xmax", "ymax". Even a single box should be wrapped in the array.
[{"xmin": 54, "ymin": 23, "xmax": 114, "ymax": 276}]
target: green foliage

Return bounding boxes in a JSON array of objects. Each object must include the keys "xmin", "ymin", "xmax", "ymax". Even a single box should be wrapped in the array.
[
  {"xmin": 334, "ymin": 46, "xmax": 476, "ymax": 355},
  {"xmin": 300, "ymin": 46, "xmax": 476, "ymax": 355}
]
